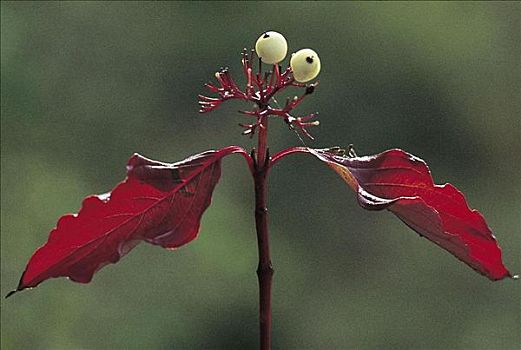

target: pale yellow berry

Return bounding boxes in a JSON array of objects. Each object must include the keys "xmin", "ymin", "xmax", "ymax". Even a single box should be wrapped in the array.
[
  {"xmin": 255, "ymin": 31, "xmax": 288, "ymax": 64},
  {"xmin": 290, "ymin": 48, "xmax": 321, "ymax": 83}
]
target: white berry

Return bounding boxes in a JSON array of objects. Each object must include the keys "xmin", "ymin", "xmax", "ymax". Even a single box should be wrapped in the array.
[
  {"xmin": 255, "ymin": 31, "xmax": 288, "ymax": 65},
  {"xmin": 290, "ymin": 48, "xmax": 321, "ymax": 83}
]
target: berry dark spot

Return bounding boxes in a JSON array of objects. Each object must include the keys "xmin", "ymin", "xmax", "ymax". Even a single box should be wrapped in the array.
[
  {"xmin": 306, "ymin": 56, "xmax": 314, "ymax": 64},
  {"xmin": 263, "ymin": 33, "xmax": 270, "ymax": 39},
  {"xmin": 305, "ymin": 85, "xmax": 315, "ymax": 95}
]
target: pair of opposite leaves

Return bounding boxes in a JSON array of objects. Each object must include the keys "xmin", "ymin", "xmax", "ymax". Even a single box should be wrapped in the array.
[{"xmin": 8, "ymin": 145, "xmax": 514, "ymax": 297}]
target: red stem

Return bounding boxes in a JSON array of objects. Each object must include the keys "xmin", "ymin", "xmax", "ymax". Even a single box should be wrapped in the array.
[
  {"xmin": 254, "ymin": 115, "xmax": 273, "ymax": 350},
  {"xmin": 200, "ymin": 58, "xmax": 321, "ymax": 348},
  {"xmin": 270, "ymin": 147, "xmax": 309, "ymax": 166}
]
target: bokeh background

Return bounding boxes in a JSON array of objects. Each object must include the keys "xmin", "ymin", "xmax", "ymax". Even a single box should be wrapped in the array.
[{"xmin": 1, "ymin": 2, "xmax": 519, "ymax": 349}]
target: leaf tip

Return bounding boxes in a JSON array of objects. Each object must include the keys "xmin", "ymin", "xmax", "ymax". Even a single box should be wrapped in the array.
[
  {"xmin": 5, "ymin": 289, "xmax": 19, "ymax": 299},
  {"xmin": 491, "ymin": 271, "xmax": 518, "ymax": 282},
  {"xmin": 6, "ymin": 270, "xmax": 28, "ymax": 298}
]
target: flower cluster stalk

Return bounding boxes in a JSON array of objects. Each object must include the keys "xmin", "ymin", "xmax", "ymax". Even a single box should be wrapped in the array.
[{"xmin": 198, "ymin": 47, "xmax": 321, "ymax": 350}]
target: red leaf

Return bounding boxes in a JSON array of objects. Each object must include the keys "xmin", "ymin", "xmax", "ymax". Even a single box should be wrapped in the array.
[
  {"xmin": 307, "ymin": 148, "xmax": 515, "ymax": 281},
  {"xmin": 8, "ymin": 146, "xmax": 250, "ymax": 297}
]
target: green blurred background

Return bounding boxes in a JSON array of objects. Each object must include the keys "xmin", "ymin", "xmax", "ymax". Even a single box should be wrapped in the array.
[{"xmin": 1, "ymin": 2, "xmax": 519, "ymax": 349}]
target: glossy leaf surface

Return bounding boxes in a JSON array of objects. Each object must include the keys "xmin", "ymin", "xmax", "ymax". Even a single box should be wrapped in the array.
[
  {"xmin": 9, "ymin": 146, "xmax": 248, "ymax": 296},
  {"xmin": 308, "ymin": 148, "xmax": 514, "ymax": 281}
]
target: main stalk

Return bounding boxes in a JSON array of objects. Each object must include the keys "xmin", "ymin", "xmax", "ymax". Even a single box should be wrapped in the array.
[
  {"xmin": 254, "ymin": 115, "xmax": 273, "ymax": 350},
  {"xmin": 199, "ymin": 51, "xmax": 319, "ymax": 349}
]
